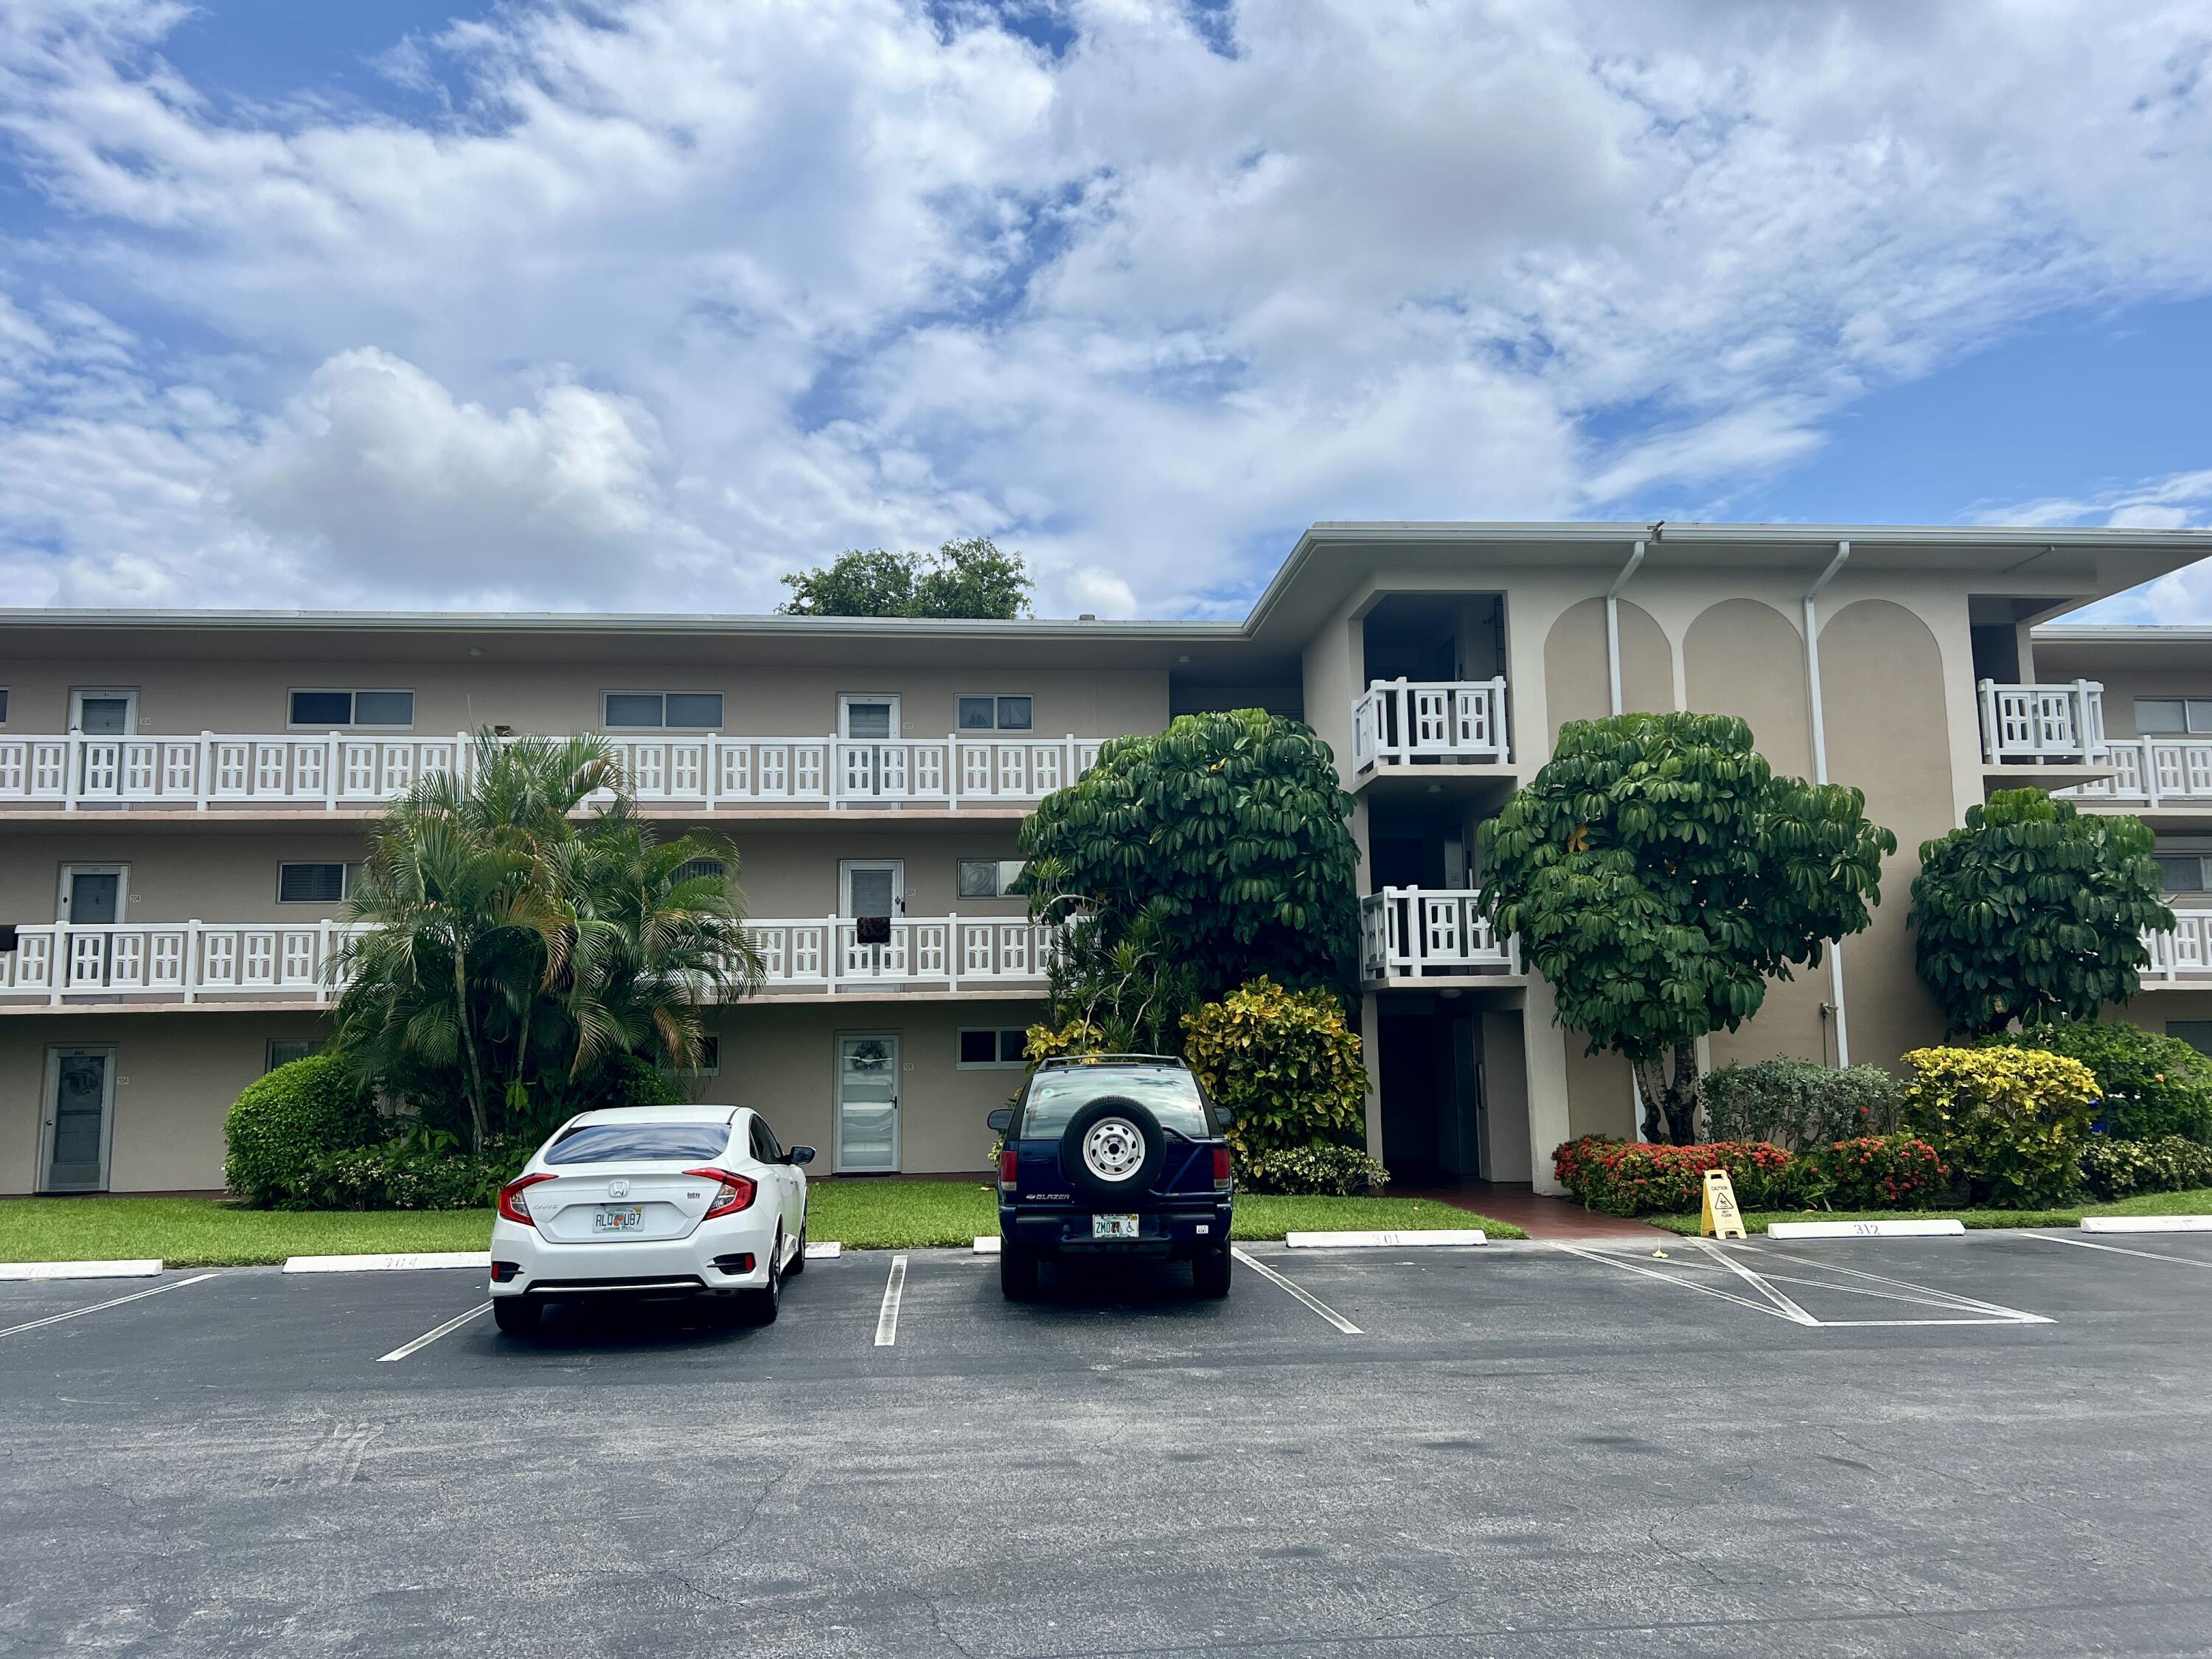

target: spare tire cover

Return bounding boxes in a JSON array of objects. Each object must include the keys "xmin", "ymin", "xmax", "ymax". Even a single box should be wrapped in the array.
[{"xmin": 1060, "ymin": 1096, "xmax": 1166, "ymax": 1203}]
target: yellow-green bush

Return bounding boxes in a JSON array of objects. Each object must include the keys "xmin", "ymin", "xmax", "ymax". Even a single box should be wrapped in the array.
[
  {"xmin": 1023, "ymin": 1017, "xmax": 1107, "ymax": 1064},
  {"xmin": 1183, "ymin": 977, "xmax": 1371, "ymax": 1192},
  {"xmin": 1901, "ymin": 1046, "xmax": 2098, "ymax": 1207}
]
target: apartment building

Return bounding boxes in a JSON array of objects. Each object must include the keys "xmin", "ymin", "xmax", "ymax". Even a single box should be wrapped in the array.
[{"xmin": 5, "ymin": 523, "xmax": 2211, "ymax": 1198}]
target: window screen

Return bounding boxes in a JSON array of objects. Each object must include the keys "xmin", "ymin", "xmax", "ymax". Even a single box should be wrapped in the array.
[
  {"xmin": 959, "ymin": 1028, "xmax": 1029, "ymax": 1066},
  {"xmin": 959, "ymin": 860, "xmax": 1000, "ymax": 899},
  {"xmin": 603, "ymin": 692, "xmax": 724, "ymax": 729},
  {"xmin": 2157, "ymin": 855, "xmax": 2210, "ymax": 893},
  {"xmin": 278, "ymin": 863, "xmax": 353, "ymax": 902},
  {"xmin": 2168, "ymin": 1022, "xmax": 2212, "ymax": 1059},
  {"xmin": 956, "ymin": 695, "xmax": 1033, "ymax": 731},
  {"xmin": 845, "ymin": 700, "xmax": 894, "ymax": 739},
  {"xmin": 0, "ymin": 689, "xmax": 9, "ymax": 723},
  {"xmin": 2138, "ymin": 700, "xmax": 2212, "ymax": 735},
  {"xmin": 289, "ymin": 690, "xmax": 414, "ymax": 727},
  {"xmin": 265, "ymin": 1039, "xmax": 321, "ymax": 1071}
]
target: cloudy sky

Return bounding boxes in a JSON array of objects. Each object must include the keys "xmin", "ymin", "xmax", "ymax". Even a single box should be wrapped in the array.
[{"xmin": 0, "ymin": 0, "xmax": 2208, "ymax": 622}]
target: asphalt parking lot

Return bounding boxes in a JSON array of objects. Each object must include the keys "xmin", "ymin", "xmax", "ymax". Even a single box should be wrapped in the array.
[{"xmin": 4, "ymin": 1231, "xmax": 2211, "ymax": 1658}]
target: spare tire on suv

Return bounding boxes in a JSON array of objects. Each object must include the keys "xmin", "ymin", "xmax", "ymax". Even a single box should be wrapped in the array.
[{"xmin": 1060, "ymin": 1096, "xmax": 1166, "ymax": 1203}]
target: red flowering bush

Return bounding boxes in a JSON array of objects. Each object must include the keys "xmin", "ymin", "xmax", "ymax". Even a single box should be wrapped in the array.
[
  {"xmin": 1551, "ymin": 1136, "xmax": 1815, "ymax": 1215},
  {"xmin": 1806, "ymin": 1135, "xmax": 1951, "ymax": 1209}
]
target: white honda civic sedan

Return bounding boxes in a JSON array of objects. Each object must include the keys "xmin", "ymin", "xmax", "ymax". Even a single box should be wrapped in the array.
[{"xmin": 488, "ymin": 1105, "xmax": 814, "ymax": 1335}]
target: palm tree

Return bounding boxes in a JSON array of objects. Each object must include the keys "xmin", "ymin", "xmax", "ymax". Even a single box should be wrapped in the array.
[{"xmin": 330, "ymin": 731, "xmax": 766, "ymax": 1150}]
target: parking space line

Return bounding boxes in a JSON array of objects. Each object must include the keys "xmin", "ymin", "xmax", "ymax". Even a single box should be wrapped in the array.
[
  {"xmin": 1744, "ymin": 1245, "xmax": 2052, "ymax": 1324},
  {"xmin": 375, "ymin": 1302, "xmax": 491, "ymax": 1363},
  {"xmin": 0, "ymin": 1272, "xmax": 219, "ymax": 1338},
  {"xmin": 1700, "ymin": 1241, "xmax": 1819, "ymax": 1324},
  {"xmin": 1231, "ymin": 1248, "xmax": 1362, "ymax": 1334},
  {"xmin": 1550, "ymin": 1241, "xmax": 1807, "ymax": 1322},
  {"xmin": 2022, "ymin": 1231, "xmax": 2212, "ymax": 1269},
  {"xmin": 874, "ymin": 1254, "xmax": 908, "ymax": 1347}
]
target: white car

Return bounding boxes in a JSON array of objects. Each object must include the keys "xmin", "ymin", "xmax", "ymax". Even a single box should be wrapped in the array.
[{"xmin": 488, "ymin": 1105, "xmax": 814, "ymax": 1335}]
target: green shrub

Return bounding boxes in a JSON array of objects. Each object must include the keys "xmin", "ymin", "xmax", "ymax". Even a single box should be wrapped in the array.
[
  {"xmin": 1702, "ymin": 1060, "xmax": 1905, "ymax": 1151},
  {"xmin": 1980, "ymin": 1020, "xmax": 2212, "ymax": 1144},
  {"xmin": 2077, "ymin": 1135, "xmax": 2212, "ymax": 1201},
  {"xmin": 1551, "ymin": 1137, "xmax": 1822, "ymax": 1216},
  {"xmin": 1236, "ymin": 1144, "xmax": 1390, "ymax": 1197},
  {"xmin": 1901, "ymin": 1046, "xmax": 2098, "ymax": 1208},
  {"xmin": 305, "ymin": 1130, "xmax": 531, "ymax": 1210},
  {"xmin": 223, "ymin": 1057, "xmax": 379, "ymax": 1208},
  {"xmin": 1806, "ymin": 1135, "xmax": 1950, "ymax": 1209},
  {"xmin": 1183, "ymin": 977, "xmax": 1367, "ymax": 1167}
]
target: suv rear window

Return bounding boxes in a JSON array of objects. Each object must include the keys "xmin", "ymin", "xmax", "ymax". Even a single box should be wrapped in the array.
[
  {"xmin": 545, "ymin": 1122, "xmax": 731, "ymax": 1165},
  {"xmin": 1018, "ymin": 1068, "xmax": 1217, "ymax": 1140}
]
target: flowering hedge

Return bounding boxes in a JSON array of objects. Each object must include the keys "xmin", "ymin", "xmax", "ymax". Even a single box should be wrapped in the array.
[
  {"xmin": 1808, "ymin": 1135, "xmax": 1950, "ymax": 1210},
  {"xmin": 1554, "ymin": 1132, "xmax": 1950, "ymax": 1215}
]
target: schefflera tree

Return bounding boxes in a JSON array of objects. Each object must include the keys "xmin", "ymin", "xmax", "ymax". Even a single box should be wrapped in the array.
[{"xmin": 1477, "ymin": 712, "xmax": 1896, "ymax": 1145}]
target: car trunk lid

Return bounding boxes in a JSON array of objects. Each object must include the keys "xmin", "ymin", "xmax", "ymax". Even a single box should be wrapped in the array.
[{"xmin": 529, "ymin": 1165, "xmax": 717, "ymax": 1242}]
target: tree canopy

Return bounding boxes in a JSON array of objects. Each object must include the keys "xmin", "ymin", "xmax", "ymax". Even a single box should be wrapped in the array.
[
  {"xmin": 777, "ymin": 537, "xmax": 1033, "ymax": 619},
  {"xmin": 1910, "ymin": 789, "xmax": 2171, "ymax": 1037},
  {"xmin": 1018, "ymin": 710, "xmax": 1360, "ymax": 1007},
  {"xmin": 1477, "ymin": 712, "xmax": 1896, "ymax": 1144}
]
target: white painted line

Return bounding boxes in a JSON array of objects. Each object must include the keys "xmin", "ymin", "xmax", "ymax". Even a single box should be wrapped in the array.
[
  {"xmin": 803, "ymin": 1241, "xmax": 843, "ymax": 1260},
  {"xmin": 2024, "ymin": 1231, "xmax": 2212, "ymax": 1267},
  {"xmin": 0, "ymin": 1272, "xmax": 219, "ymax": 1338},
  {"xmin": 874, "ymin": 1254, "xmax": 908, "ymax": 1346},
  {"xmin": 1767, "ymin": 1219, "xmax": 1966, "ymax": 1239},
  {"xmin": 1698, "ymin": 1241, "xmax": 1818, "ymax": 1325},
  {"xmin": 1747, "ymin": 1245, "xmax": 2053, "ymax": 1325},
  {"xmin": 0, "ymin": 1259, "xmax": 161, "ymax": 1281},
  {"xmin": 284, "ymin": 1251, "xmax": 492, "ymax": 1274},
  {"xmin": 1284, "ymin": 1229, "xmax": 1487, "ymax": 1249},
  {"xmin": 1231, "ymin": 1248, "xmax": 1362, "ymax": 1334},
  {"xmin": 973, "ymin": 1235, "xmax": 1002, "ymax": 1254},
  {"xmin": 1551, "ymin": 1239, "xmax": 1806, "ymax": 1322},
  {"xmin": 2081, "ymin": 1215, "xmax": 2212, "ymax": 1234},
  {"xmin": 375, "ymin": 1302, "xmax": 492, "ymax": 1363}
]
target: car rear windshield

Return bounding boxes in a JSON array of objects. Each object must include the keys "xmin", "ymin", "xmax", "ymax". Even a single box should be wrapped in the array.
[
  {"xmin": 544, "ymin": 1122, "xmax": 731, "ymax": 1166},
  {"xmin": 1018, "ymin": 1068, "xmax": 1217, "ymax": 1140}
]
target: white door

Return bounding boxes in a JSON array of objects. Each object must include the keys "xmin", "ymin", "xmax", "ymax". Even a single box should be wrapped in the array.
[
  {"xmin": 58, "ymin": 864, "xmax": 128, "ymax": 988},
  {"xmin": 43, "ymin": 1046, "xmax": 116, "ymax": 1192},
  {"xmin": 838, "ymin": 695, "xmax": 903, "ymax": 798},
  {"xmin": 69, "ymin": 689, "xmax": 138, "ymax": 797},
  {"xmin": 835, "ymin": 1034, "xmax": 900, "ymax": 1172}
]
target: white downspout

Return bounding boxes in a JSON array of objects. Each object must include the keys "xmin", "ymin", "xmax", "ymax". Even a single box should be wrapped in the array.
[
  {"xmin": 1803, "ymin": 539, "xmax": 1851, "ymax": 1065},
  {"xmin": 1605, "ymin": 540, "xmax": 1646, "ymax": 716}
]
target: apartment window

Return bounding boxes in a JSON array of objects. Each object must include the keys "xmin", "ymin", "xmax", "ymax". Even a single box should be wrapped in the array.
[
  {"xmin": 674, "ymin": 1036, "xmax": 722, "ymax": 1076},
  {"xmin": 604, "ymin": 692, "xmax": 723, "ymax": 729},
  {"xmin": 289, "ymin": 689, "xmax": 414, "ymax": 728},
  {"xmin": 277, "ymin": 862, "xmax": 361, "ymax": 903},
  {"xmin": 2168, "ymin": 1022, "xmax": 2212, "ymax": 1060},
  {"xmin": 958, "ymin": 859, "xmax": 1026, "ymax": 900},
  {"xmin": 959, "ymin": 1028, "xmax": 1030, "ymax": 1068},
  {"xmin": 265, "ymin": 1039, "xmax": 322, "ymax": 1072},
  {"xmin": 957, "ymin": 695, "xmax": 1033, "ymax": 733},
  {"xmin": 671, "ymin": 858, "xmax": 727, "ymax": 885},
  {"xmin": 2155, "ymin": 854, "xmax": 2211, "ymax": 894},
  {"xmin": 2136, "ymin": 699, "xmax": 2212, "ymax": 736},
  {"xmin": 0, "ymin": 688, "xmax": 8, "ymax": 724}
]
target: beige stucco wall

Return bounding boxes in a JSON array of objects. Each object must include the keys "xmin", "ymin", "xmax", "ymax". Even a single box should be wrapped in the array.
[
  {"xmin": 1478, "ymin": 1009, "xmax": 1532, "ymax": 1181},
  {"xmin": 1542, "ymin": 597, "xmax": 1672, "ymax": 738}
]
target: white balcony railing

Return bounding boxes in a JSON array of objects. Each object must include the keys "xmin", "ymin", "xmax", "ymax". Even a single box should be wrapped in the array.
[
  {"xmin": 1352, "ymin": 679, "xmax": 1511, "ymax": 772},
  {"xmin": 0, "ymin": 731, "xmax": 1104, "ymax": 812},
  {"xmin": 2062, "ymin": 738, "xmax": 2212, "ymax": 808},
  {"xmin": 1978, "ymin": 680, "xmax": 2107, "ymax": 765},
  {"xmin": 2142, "ymin": 909, "xmax": 2212, "ymax": 983},
  {"xmin": 1359, "ymin": 888, "xmax": 1518, "ymax": 983},
  {"xmin": 0, "ymin": 914, "xmax": 1055, "ymax": 1006}
]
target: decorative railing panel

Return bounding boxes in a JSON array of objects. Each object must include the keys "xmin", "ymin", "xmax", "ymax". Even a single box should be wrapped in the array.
[
  {"xmin": 1351, "ymin": 680, "xmax": 1511, "ymax": 771},
  {"xmin": 1358, "ymin": 888, "xmax": 1517, "ymax": 982},
  {"xmin": 1978, "ymin": 680, "xmax": 2106, "ymax": 765}
]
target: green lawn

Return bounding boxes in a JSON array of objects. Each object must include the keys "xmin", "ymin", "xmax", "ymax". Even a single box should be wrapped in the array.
[
  {"xmin": 0, "ymin": 1183, "xmax": 1520, "ymax": 1265},
  {"xmin": 1645, "ymin": 1186, "xmax": 2212, "ymax": 1237}
]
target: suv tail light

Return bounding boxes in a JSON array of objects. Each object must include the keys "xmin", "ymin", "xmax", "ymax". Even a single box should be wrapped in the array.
[
  {"xmin": 684, "ymin": 1168, "xmax": 757, "ymax": 1220},
  {"xmin": 998, "ymin": 1148, "xmax": 1020, "ymax": 1186},
  {"xmin": 497, "ymin": 1172, "xmax": 555, "ymax": 1227},
  {"xmin": 1211, "ymin": 1147, "xmax": 1233, "ymax": 1189}
]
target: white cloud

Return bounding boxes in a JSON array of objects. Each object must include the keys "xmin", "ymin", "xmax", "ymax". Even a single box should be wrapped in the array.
[{"xmin": 0, "ymin": 0, "xmax": 2208, "ymax": 615}]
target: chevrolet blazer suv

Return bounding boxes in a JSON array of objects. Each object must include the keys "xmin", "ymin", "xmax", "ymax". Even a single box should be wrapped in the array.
[{"xmin": 988, "ymin": 1054, "xmax": 1234, "ymax": 1299}]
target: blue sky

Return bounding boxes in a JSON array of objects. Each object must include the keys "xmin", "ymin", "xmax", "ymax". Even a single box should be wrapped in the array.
[{"xmin": 0, "ymin": 0, "xmax": 2207, "ymax": 619}]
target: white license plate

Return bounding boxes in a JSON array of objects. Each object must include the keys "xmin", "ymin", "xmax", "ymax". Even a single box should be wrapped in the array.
[
  {"xmin": 1091, "ymin": 1214, "xmax": 1139, "ymax": 1239},
  {"xmin": 593, "ymin": 1207, "xmax": 645, "ymax": 1234}
]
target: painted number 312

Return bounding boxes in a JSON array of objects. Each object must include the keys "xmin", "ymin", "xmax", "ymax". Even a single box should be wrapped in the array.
[{"xmin": 1852, "ymin": 1222, "xmax": 1882, "ymax": 1235}]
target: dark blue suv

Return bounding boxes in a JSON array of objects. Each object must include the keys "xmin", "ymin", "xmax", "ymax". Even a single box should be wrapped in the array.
[{"xmin": 987, "ymin": 1054, "xmax": 1234, "ymax": 1300}]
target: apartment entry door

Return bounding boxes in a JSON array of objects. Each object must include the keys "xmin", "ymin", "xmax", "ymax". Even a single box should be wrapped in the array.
[
  {"xmin": 43, "ymin": 1046, "xmax": 116, "ymax": 1192},
  {"xmin": 835, "ymin": 1034, "xmax": 901, "ymax": 1172},
  {"xmin": 841, "ymin": 859, "xmax": 905, "ymax": 979},
  {"xmin": 839, "ymin": 695, "xmax": 904, "ymax": 798},
  {"xmin": 58, "ymin": 864, "xmax": 128, "ymax": 987}
]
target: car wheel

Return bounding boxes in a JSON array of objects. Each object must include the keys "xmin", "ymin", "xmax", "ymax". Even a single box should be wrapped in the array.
[
  {"xmin": 1000, "ymin": 1241, "xmax": 1039, "ymax": 1301},
  {"xmin": 740, "ymin": 1232, "xmax": 784, "ymax": 1325},
  {"xmin": 786, "ymin": 1217, "xmax": 807, "ymax": 1277},
  {"xmin": 1059, "ymin": 1096, "xmax": 1166, "ymax": 1205},
  {"xmin": 493, "ymin": 1297, "xmax": 541, "ymax": 1335},
  {"xmin": 1193, "ymin": 1244, "xmax": 1233, "ymax": 1298}
]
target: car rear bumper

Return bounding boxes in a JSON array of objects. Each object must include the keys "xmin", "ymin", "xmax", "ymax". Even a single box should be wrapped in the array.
[
  {"xmin": 488, "ymin": 1215, "xmax": 779, "ymax": 1298},
  {"xmin": 999, "ymin": 1201, "xmax": 1233, "ymax": 1259}
]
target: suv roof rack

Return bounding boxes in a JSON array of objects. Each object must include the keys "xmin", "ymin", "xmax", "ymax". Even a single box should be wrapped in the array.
[{"xmin": 1034, "ymin": 1052, "xmax": 1183, "ymax": 1069}]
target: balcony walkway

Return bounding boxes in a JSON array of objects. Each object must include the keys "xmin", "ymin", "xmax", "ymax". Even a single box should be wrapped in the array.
[{"xmin": 1394, "ymin": 1179, "xmax": 1672, "ymax": 1240}]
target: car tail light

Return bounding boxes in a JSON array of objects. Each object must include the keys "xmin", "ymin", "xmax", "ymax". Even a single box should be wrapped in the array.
[
  {"xmin": 1212, "ymin": 1147, "xmax": 1233, "ymax": 1188},
  {"xmin": 497, "ymin": 1172, "xmax": 555, "ymax": 1227},
  {"xmin": 684, "ymin": 1168, "xmax": 757, "ymax": 1220},
  {"xmin": 998, "ymin": 1148, "xmax": 1020, "ymax": 1186}
]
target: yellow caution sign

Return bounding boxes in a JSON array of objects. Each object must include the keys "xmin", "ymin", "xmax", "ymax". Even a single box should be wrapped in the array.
[{"xmin": 1700, "ymin": 1169, "xmax": 1747, "ymax": 1239}]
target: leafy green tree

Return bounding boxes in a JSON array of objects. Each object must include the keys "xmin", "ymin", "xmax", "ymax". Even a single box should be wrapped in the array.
[
  {"xmin": 778, "ymin": 536, "xmax": 1033, "ymax": 619},
  {"xmin": 1910, "ymin": 790, "xmax": 2172, "ymax": 1037},
  {"xmin": 331, "ymin": 733, "xmax": 764, "ymax": 1151},
  {"xmin": 1477, "ymin": 712, "xmax": 1896, "ymax": 1145},
  {"xmin": 1018, "ymin": 710, "xmax": 1360, "ymax": 1003}
]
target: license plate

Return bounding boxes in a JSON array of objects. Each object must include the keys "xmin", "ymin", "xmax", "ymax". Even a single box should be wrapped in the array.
[
  {"xmin": 593, "ymin": 1207, "xmax": 644, "ymax": 1234},
  {"xmin": 1091, "ymin": 1214, "xmax": 1139, "ymax": 1239}
]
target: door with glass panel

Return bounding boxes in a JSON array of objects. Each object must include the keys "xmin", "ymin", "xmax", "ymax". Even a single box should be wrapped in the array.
[
  {"xmin": 835, "ymin": 1034, "xmax": 901, "ymax": 1172},
  {"xmin": 838, "ymin": 695, "xmax": 903, "ymax": 798},
  {"xmin": 42, "ymin": 1047, "xmax": 116, "ymax": 1192},
  {"xmin": 841, "ymin": 860, "xmax": 905, "ymax": 981}
]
